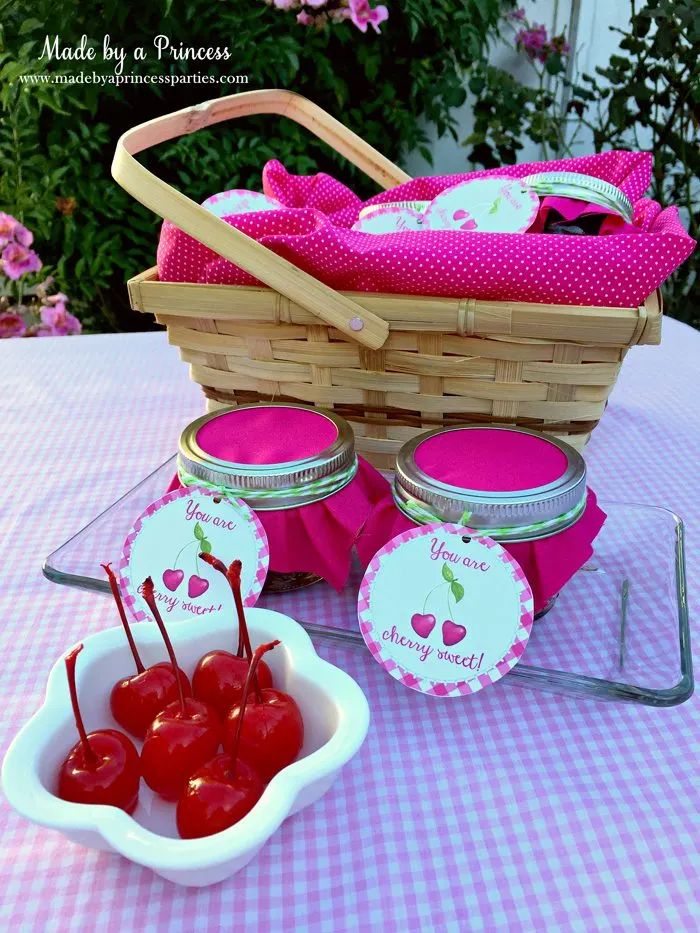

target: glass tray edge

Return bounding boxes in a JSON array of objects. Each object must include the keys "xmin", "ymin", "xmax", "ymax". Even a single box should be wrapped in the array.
[{"xmin": 42, "ymin": 472, "xmax": 694, "ymax": 708}]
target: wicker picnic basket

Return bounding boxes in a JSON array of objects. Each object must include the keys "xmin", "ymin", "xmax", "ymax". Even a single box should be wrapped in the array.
[{"xmin": 112, "ymin": 90, "xmax": 662, "ymax": 470}]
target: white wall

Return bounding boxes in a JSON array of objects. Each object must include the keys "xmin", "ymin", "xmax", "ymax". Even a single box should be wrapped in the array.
[{"xmin": 404, "ymin": 0, "xmax": 634, "ymax": 176}]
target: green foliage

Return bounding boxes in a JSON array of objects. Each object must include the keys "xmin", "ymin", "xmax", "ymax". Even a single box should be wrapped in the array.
[
  {"xmin": 0, "ymin": 0, "xmax": 512, "ymax": 331},
  {"xmin": 466, "ymin": 1, "xmax": 700, "ymax": 326}
]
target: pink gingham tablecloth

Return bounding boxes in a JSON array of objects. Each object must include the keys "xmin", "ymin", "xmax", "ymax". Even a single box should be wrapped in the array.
[{"xmin": 1, "ymin": 320, "xmax": 699, "ymax": 932}]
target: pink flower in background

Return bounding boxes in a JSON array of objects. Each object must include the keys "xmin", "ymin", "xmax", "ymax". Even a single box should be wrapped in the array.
[
  {"xmin": 31, "ymin": 323, "xmax": 58, "ymax": 337},
  {"xmin": 274, "ymin": 0, "xmax": 388, "ymax": 32},
  {"xmin": 40, "ymin": 300, "xmax": 81, "ymax": 336},
  {"xmin": 1, "ymin": 242, "xmax": 42, "ymax": 280},
  {"xmin": 516, "ymin": 23, "xmax": 549, "ymax": 62},
  {"xmin": 0, "ymin": 312, "xmax": 27, "ymax": 338},
  {"xmin": 12, "ymin": 222, "xmax": 33, "ymax": 248},
  {"xmin": 0, "ymin": 218, "xmax": 74, "ymax": 337},
  {"xmin": 0, "ymin": 213, "xmax": 18, "ymax": 248},
  {"xmin": 348, "ymin": 0, "xmax": 388, "ymax": 33},
  {"xmin": 45, "ymin": 291, "xmax": 69, "ymax": 306},
  {"xmin": 0, "ymin": 213, "xmax": 33, "ymax": 249},
  {"xmin": 507, "ymin": 7, "xmax": 527, "ymax": 22},
  {"xmin": 514, "ymin": 17, "xmax": 570, "ymax": 63}
]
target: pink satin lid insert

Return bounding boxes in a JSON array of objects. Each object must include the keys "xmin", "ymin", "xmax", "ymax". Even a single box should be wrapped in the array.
[
  {"xmin": 414, "ymin": 428, "xmax": 569, "ymax": 492},
  {"xmin": 196, "ymin": 407, "xmax": 338, "ymax": 465}
]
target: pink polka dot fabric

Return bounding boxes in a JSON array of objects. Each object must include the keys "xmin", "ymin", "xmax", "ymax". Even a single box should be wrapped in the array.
[{"xmin": 157, "ymin": 151, "xmax": 695, "ymax": 308}]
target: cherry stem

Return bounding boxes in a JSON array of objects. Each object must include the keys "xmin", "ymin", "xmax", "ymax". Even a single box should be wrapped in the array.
[
  {"xmin": 227, "ymin": 561, "xmax": 252, "ymax": 661},
  {"xmin": 65, "ymin": 645, "xmax": 97, "ymax": 767},
  {"xmin": 199, "ymin": 553, "xmax": 263, "ymax": 701},
  {"xmin": 227, "ymin": 560, "xmax": 264, "ymax": 702},
  {"xmin": 199, "ymin": 552, "xmax": 239, "ymax": 653},
  {"xmin": 102, "ymin": 563, "xmax": 144, "ymax": 674},
  {"xmin": 230, "ymin": 641, "xmax": 279, "ymax": 774},
  {"xmin": 142, "ymin": 576, "xmax": 187, "ymax": 718}
]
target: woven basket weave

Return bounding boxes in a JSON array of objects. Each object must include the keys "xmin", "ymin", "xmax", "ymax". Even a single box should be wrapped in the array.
[{"xmin": 113, "ymin": 90, "xmax": 662, "ymax": 470}]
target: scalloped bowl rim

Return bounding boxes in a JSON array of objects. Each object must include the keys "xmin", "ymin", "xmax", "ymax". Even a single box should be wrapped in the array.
[{"xmin": 2, "ymin": 608, "xmax": 370, "ymax": 873}]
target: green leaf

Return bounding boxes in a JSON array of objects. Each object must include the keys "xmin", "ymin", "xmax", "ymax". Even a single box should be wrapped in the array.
[
  {"xmin": 19, "ymin": 18, "xmax": 43, "ymax": 34},
  {"xmin": 200, "ymin": 538, "xmax": 212, "ymax": 554},
  {"xmin": 441, "ymin": 564, "xmax": 454, "ymax": 583},
  {"xmin": 608, "ymin": 92, "xmax": 629, "ymax": 129},
  {"xmin": 451, "ymin": 581, "xmax": 465, "ymax": 603},
  {"xmin": 545, "ymin": 53, "xmax": 564, "ymax": 76},
  {"xmin": 194, "ymin": 522, "xmax": 205, "ymax": 541}
]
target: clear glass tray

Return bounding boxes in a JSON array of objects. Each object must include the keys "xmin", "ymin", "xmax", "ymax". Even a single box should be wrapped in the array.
[{"xmin": 43, "ymin": 457, "xmax": 693, "ymax": 707}]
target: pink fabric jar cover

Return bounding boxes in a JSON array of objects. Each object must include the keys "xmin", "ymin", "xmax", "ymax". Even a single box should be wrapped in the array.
[
  {"xmin": 169, "ymin": 405, "xmax": 390, "ymax": 591},
  {"xmin": 158, "ymin": 150, "xmax": 695, "ymax": 309},
  {"xmin": 355, "ymin": 427, "xmax": 607, "ymax": 614}
]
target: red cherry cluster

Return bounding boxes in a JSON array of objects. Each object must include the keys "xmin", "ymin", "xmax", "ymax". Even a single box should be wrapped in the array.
[{"xmin": 57, "ymin": 556, "xmax": 304, "ymax": 841}]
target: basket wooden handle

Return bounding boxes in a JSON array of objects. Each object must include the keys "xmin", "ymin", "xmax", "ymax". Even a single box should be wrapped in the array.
[{"xmin": 112, "ymin": 89, "xmax": 412, "ymax": 349}]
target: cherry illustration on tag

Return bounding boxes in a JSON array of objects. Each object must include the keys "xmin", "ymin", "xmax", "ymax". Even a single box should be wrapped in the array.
[
  {"xmin": 358, "ymin": 523, "xmax": 534, "ymax": 697},
  {"xmin": 118, "ymin": 486, "xmax": 269, "ymax": 625}
]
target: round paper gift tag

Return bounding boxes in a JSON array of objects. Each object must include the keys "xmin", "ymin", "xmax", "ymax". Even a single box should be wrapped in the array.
[
  {"xmin": 202, "ymin": 189, "xmax": 282, "ymax": 218},
  {"xmin": 358, "ymin": 523, "xmax": 533, "ymax": 696},
  {"xmin": 423, "ymin": 177, "xmax": 540, "ymax": 233},
  {"xmin": 352, "ymin": 207, "xmax": 424, "ymax": 234},
  {"xmin": 118, "ymin": 486, "xmax": 269, "ymax": 624}
]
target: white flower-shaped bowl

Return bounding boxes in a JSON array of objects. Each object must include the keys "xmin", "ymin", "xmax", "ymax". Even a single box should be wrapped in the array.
[{"xmin": 2, "ymin": 609, "xmax": 370, "ymax": 887}]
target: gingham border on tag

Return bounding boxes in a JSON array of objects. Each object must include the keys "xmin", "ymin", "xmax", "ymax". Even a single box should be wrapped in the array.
[
  {"xmin": 357, "ymin": 522, "xmax": 534, "ymax": 697},
  {"xmin": 117, "ymin": 485, "xmax": 269, "ymax": 622}
]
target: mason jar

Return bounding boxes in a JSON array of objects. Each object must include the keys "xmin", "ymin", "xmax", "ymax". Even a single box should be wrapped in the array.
[
  {"xmin": 176, "ymin": 403, "xmax": 359, "ymax": 593},
  {"xmin": 391, "ymin": 424, "xmax": 605, "ymax": 619}
]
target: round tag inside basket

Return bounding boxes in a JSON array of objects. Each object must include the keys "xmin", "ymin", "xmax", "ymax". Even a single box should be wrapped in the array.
[
  {"xmin": 202, "ymin": 189, "xmax": 282, "ymax": 218},
  {"xmin": 423, "ymin": 176, "xmax": 540, "ymax": 233},
  {"xmin": 352, "ymin": 207, "xmax": 424, "ymax": 234}
]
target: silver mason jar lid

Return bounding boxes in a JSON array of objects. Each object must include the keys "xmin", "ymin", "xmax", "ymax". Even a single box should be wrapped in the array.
[
  {"xmin": 520, "ymin": 171, "xmax": 634, "ymax": 223},
  {"xmin": 177, "ymin": 403, "xmax": 357, "ymax": 511},
  {"xmin": 394, "ymin": 425, "xmax": 587, "ymax": 542}
]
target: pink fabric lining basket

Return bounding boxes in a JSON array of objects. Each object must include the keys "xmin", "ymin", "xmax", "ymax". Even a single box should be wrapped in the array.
[{"xmin": 114, "ymin": 90, "xmax": 695, "ymax": 470}]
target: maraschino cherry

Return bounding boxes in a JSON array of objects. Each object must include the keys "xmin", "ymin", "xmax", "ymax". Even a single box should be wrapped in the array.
[
  {"xmin": 57, "ymin": 644, "xmax": 140, "ymax": 813},
  {"xmin": 222, "ymin": 634, "xmax": 304, "ymax": 784},
  {"xmin": 191, "ymin": 555, "xmax": 272, "ymax": 720},
  {"xmin": 140, "ymin": 577, "xmax": 221, "ymax": 801},
  {"xmin": 176, "ymin": 642, "xmax": 278, "ymax": 839},
  {"xmin": 103, "ymin": 563, "xmax": 192, "ymax": 739}
]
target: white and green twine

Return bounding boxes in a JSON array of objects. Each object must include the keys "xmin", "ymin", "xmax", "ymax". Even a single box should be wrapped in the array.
[
  {"xmin": 393, "ymin": 487, "xmax": 586, "ymax": 540},
  {"xmin": 178, "ymin": 456, "xmax": 358, "ymax": 504}
]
